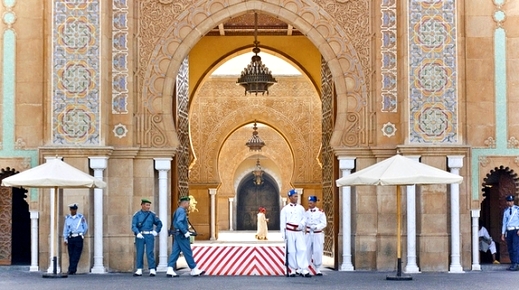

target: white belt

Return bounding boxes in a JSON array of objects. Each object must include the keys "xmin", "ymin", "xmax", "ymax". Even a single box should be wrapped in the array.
[
  {"xmin": 507, "ymin": 226, "xmax": 519, "ymax": 231},
  {"xmin": 141, "ymin": 231, "xmax": 153, "ymax": 234},
  {"xmin": 70, "ymin": 233, "xmax": 83, "ymax": 237}
]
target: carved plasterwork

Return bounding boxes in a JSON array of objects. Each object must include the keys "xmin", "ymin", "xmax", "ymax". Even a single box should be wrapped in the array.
[
  {"xmin": 321, "ymin": 56, "xmax": 334, "ymax": 256},
  {"xmin": 137, "ymin": 0, "xmax": 372, "ymax": 148},
  {"xmin": 479, "ymin": 156, "xmax": 489, "ymax": 167},
  {"xmin": 190, "ymin": 75, "xmax": 322, "ymax": 185},
  {"xmin": 508, "ymin": 137, "xmax": 519, "ymax": 149},
  {"xmin": 484, "ymin": 137, "xmax": 496, "ymax": 149}
]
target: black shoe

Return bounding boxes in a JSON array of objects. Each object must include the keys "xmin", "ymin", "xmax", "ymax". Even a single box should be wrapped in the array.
[
  {"xmin": 315, "ymin": 272, "xmax": 323, "ymax": 276},
  {"xmin": 288, "ymin": 273, "xmax": 296, "ymax": 277},
  {"xmin": 302, "ymin": 273, "xmax": 311, "ymax": 278},
  {"xmin": 67, "ymin": 271, "xmax": 76, "ymax": 275}
]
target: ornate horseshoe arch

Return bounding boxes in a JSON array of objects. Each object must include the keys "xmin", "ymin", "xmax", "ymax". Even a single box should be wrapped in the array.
[{"xmin": 137, "ymin": 0, "xmax": 370, "ymax": 149}]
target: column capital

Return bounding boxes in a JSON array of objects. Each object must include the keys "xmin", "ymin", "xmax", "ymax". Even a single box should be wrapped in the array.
[
  {"xmin": 209, "ymin": 188, "xmax": 217, "ymax": 195},
  {"xmin": 229, "ymin": 198, "xmax": 234, "ymax": 202},
  {"xmin": 89, "ymin": 156, "xmax": 108, "ymax": 170},
  {"xmin": 44, "ymin": 156, "xmax": 62, "ymax": 162},
  {"xmin": 447, "ymin": 155, "xmax": 464, "ymax": 169},
  {"xmin": 405, "ymin": 155, "xmax": 421, "ymax": 162},
  {"xmin": 337, "ymin": 156, "xmax": 355, "ymax": 170},
  {"xmin": 154, "ymin": 158, "xmax": 172, "ymax": 171},
  {"xmin": 29, "ymin": 210, "xmax": 39, "ymax": 219},
  {"xmin": 471, "ymin": 209, "xmax": 480, "ymax": 218}
]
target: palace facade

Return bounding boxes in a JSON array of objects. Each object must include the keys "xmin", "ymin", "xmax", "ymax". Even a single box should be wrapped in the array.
[{"xmin": 0, "ymin": 0, "xmax": 517, "ymax": 273}]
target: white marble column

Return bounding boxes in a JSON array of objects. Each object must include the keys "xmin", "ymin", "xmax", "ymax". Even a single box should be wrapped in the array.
[
  {"xmin": 29, "ymin": 211, "xmax": 39, "ymax": 272},
  {"xmin": 448, "ymin": 155, "xmax": 464, "ymax": 273},
  {"xmin": 296, "ymin": 188, "xmax": 303, "ymax": 204},
  {"xmin": 281, "ymin": 198, "xmax": 287, "ymax": 207},
  {"xmin": 89, "ymin": 157, "xmax": 108, "ymax": 273},
  {"xmin": 154, "ymin": 158, "xmax": 172, "ymax": 272},
  {"xmin": 45, "ymin": 156, "xmax": 60, "ymax": 273},
  {"xmin": 471, "ymin": 209, "xmax": 481, "ymax": 271},
  {"xmin": 338, "ymin": 157, "xmax": 355, "ymax": 271},
  {"xmin": 209, "ymin": 189, "xmax": 217, "ymax": 240},
  {"xmin": 405, "ymin": 156, "xmax": 421, "ymax": 273},
  {"xmin": 229, "ymin": 198, "xmax": 234, "ymax": 231}
]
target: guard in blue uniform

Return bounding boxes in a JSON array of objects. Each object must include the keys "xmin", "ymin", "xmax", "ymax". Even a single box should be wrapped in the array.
[
  {"xmin": 63, "ymin": 203, "xmax": 88, "ymax": 275},
  {"xmin": 132, "ymin": 198, "xmax": 162, "ymax": 276},
  {"xmin": 166, "ymin": 196, "xmax": 205, "ymax": 277},
  {"xmin": 501, "ymin": 195, "xmax": 519, "ymax": 271}
]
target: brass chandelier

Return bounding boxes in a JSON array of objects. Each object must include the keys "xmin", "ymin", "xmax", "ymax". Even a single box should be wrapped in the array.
[
  {"xmin": 252, "ymin": 159, "xmax": 264, "ymax": 186},
  {"xmin": 236, "ymin": 12, "xmax": 277, "ymax": 95},
  {"xmin": 245, "ymin": 121, "xmax": 265, "ymax": 151}
]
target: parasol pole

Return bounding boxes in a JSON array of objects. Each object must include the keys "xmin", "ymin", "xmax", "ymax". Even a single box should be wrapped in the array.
[
  {"xmin": 53, "ymin": 186, "xmax": 58, "ymax": 274},
  {"xmin": 387, "ymin": 185, "xmax": 411, "ymax": 280},
  {"xmin": 49, "ymin": 186, "xmax": 55, "ymax": 274}
]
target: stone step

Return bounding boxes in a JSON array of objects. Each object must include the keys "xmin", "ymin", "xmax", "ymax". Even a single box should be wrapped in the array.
[
  {"xmin": 0, "ymin": 265, "xmax": 30, "ymax": 272},
  {"xmin": 481, "ymin": 263, "xmax": 513, "ymax": 271}
]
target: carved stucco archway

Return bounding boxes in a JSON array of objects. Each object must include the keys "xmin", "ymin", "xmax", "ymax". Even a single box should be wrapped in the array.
[
  {"xmin": 138, "ymin": 0, "xmax": 369, "ymax": 150},
  {"xmin": 191, "ymin": 107, "xmax": 318, "ymax": 184}
]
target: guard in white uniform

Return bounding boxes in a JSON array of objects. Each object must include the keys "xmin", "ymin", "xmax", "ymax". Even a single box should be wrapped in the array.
[
  {"xmin": 305, "ymin": 196, "xmax": 327, "ymax": 275},
  {"xmin": 280, "ymin": 189, "xmax": 310, "ymax": 277}
]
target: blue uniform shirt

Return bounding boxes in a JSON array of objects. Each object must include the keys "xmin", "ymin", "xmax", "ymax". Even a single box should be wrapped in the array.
[
  {"xmin": 172, "ymin": 206, "xmax": 189, "ymax": 234},
  {"xmin": 502, "ymin": 205, "xmax": 519, "ymax": 234},
  {"xmin": 63, "ymin": 213, "xmax": 88, "ymax": 242},
  {"xmin": 131, "ymin": 210, "xmax": 162, "ymax": 235}
]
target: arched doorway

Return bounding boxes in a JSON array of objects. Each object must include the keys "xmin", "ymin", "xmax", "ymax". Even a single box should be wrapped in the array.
[
  {"xmin": 0, "ymin": 167, "xmax": 31, "ymax": 265},
  {"xmin": 236, "ymin": 173, "xmax": 280, "ymax": 231},
  {"xmin": 481, "ymin": 166, "xmax": 519, "ymax": 263}
]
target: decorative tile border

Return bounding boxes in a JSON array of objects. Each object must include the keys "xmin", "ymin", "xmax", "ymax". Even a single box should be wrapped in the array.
[
  {"xmin": 112, "ymin": 0, "xmax": 129, "ymax": 114},
  {"xmin": 381, "ymin": 0, "xmax": 397, "ymax": 112},
  {"xmin": 2, "ymin": 0, "xmax": 38, "ymax": 201},
  {"xmin": 52, "ymin": 0, "xmax": 100, "ymax": 145},
  {"xmin": 408, "ymin": 0, "xmax": 458, "ymax": 143}
]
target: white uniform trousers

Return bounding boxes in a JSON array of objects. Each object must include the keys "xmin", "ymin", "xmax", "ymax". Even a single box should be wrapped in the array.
[
  {"xmin": 286, "ymin": 230, "xmax": 309, "ymax": 272},
  {"xmin": 305, "ymin": 232, "xmax": 324, "ymax": 269}
]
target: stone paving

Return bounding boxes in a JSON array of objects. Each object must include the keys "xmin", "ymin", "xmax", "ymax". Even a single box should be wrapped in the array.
[{"xmin": 1, "ymin": 266, "xmax": 517, "ymax": 290}]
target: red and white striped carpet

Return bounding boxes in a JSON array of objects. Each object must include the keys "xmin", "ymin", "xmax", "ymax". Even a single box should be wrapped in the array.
[{"xmin": 192, "ymin": 245, "xmax": 317, "ymax": 276}]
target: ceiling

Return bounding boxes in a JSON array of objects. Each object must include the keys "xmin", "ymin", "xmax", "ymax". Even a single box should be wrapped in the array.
[{"xmin": 205, "ymin": 12, "xmax": 303, "ymax": 36}]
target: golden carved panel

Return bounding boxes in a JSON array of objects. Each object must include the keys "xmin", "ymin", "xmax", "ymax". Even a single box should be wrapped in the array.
[{"xmin": 190, "ymin": 76, "xmax": 322, "ymax": 185}]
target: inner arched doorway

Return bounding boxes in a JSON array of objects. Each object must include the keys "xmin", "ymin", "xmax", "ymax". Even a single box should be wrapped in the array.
[
  {"xmin": 236, "ymin": 173, "xmax": 280, "ymax": 231},
  {"xmin": 481, "ymin": 166, "xmax": 519, "ymax": 263}
]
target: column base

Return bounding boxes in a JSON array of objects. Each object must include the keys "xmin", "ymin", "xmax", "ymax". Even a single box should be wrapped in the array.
[
  {"xmin": 471, "ymin": 264, "xmax": 481, "ymax": 271},
  {"xmin": 404, "ymin": 265, "xmax": 420, "ymax": 273},
  {"xmin": 91, "ymin": 265, "xmax": 107, "ymax": 274},
  {"xmin": 339, "ymin": 263, "xmax": 354, "ymax": 271},
  {"xmin": 448, "ymin": 265, "xmax": 464, "ymax": 273},
  {"xmin": 47, "ymin": 266, "xmax": 61, "ymax": 274},
  {"xmin": 29, "ymin": 266, "xmax": 39, "ymax": 272},
  {"xmin": 156, "ymin": 263, "xmax": 168, "ymax": 272}
]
